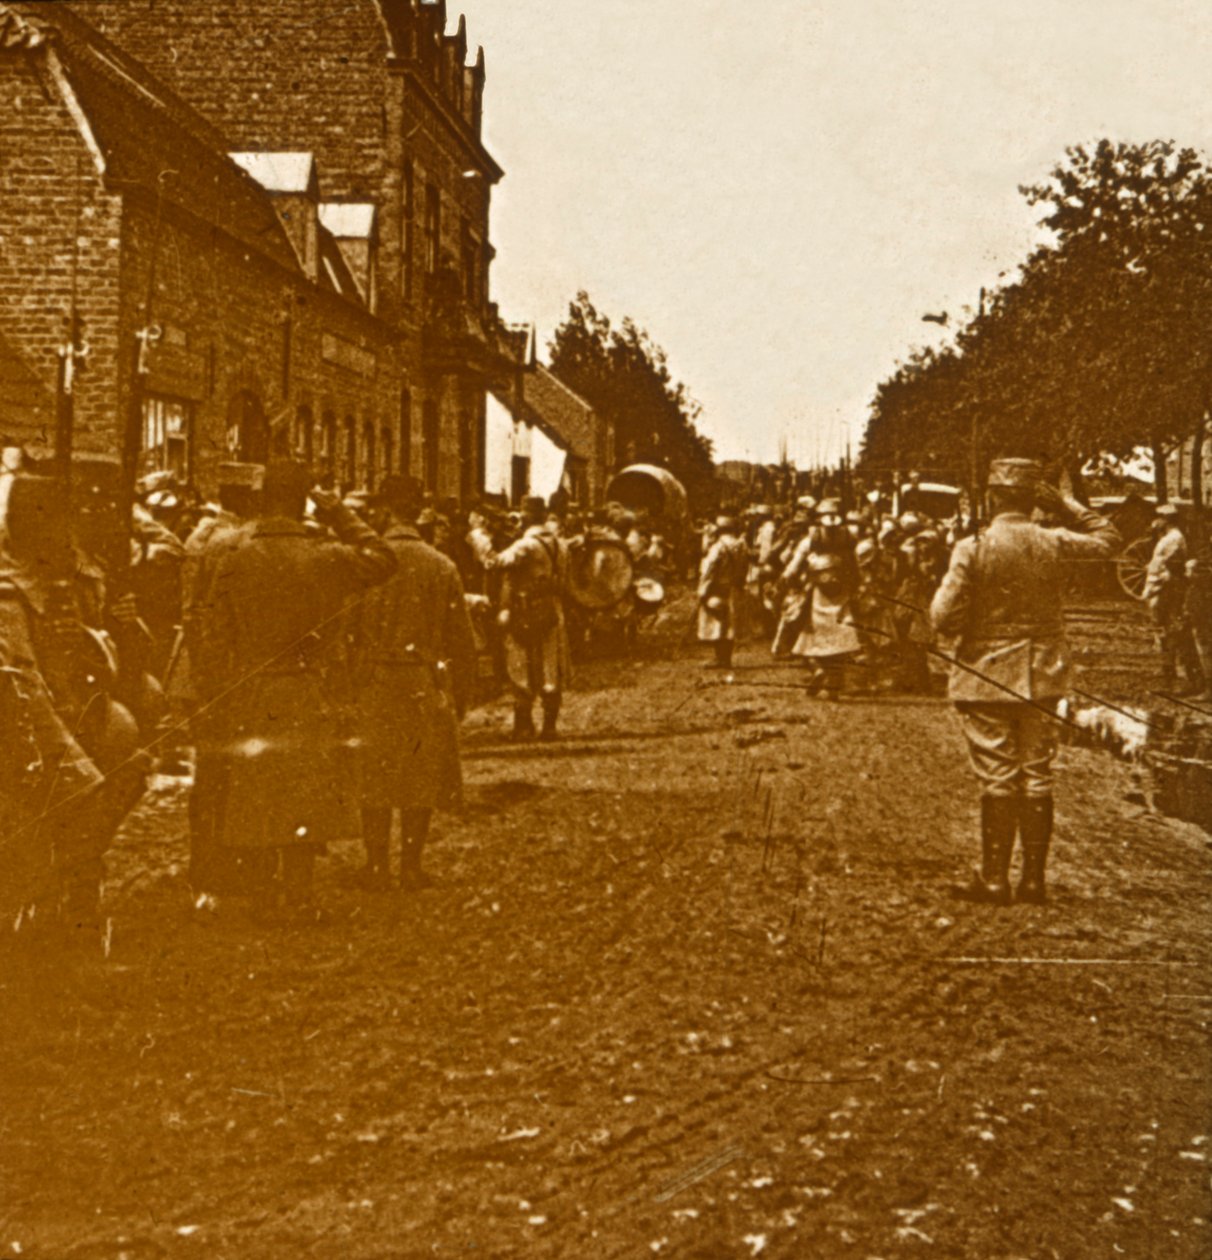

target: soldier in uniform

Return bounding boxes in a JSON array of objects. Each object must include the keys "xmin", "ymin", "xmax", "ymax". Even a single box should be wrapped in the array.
[
  {"xmin": 175, "ymin": 463, "xmax": 264, "ymax": 903},
  {"xmin": 192, "ymin": 461, "xmax": 396, "ymax": 924},
  {"xmin": 496, "ymin": 495, "xmax": 571, "ymax": 741},
  {"xmin": 0, "ymin": 474, "xmax": 131, "ymax": 945},
  {"xmin": 1144, "ymin": 503, "xmax": 1202, "ymax": 694},
  {"xmin": 352, "ymin": 475, "xmax": 477, "ymax": 890},
  {"xmin": 931, "ymin": 458, "xmax": 1119, "ymax": 905},
  {"xmin": 350, "ymin": 473, "xmax": 473, "ymax": 897},
  {"xmin": 697, "ymin": 514, "xmax": 749, "ymax": 669}
]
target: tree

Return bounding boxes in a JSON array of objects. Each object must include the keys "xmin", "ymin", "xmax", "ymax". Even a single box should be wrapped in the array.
[
  {"xmin": 547, "ymin": 292, "xmax": 716, "ymax": 510},
  {"xmin": 860, "ymin": 139, "xmax": 1212, "ymax": 517}
]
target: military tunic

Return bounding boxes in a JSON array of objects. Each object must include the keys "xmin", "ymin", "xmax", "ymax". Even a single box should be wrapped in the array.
[
  {"xmin": 930, "ymin": 506, "xmax": 1118, "ymax": 796},
  {"xmin": 697, "ymin": 534, "xmax": 749, "ymax": 643},
  {"xmin": 497, "ymin": 525, "xmax": 572, "ymax": 701}
]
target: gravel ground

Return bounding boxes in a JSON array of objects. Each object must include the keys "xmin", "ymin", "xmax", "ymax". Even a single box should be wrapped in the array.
[{"xmin": 2, "ymin": 598, "xmax": 1210, "ymax": 1259}]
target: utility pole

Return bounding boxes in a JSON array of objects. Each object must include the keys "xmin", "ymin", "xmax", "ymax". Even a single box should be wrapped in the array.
[{"xmin": 968, "ymin": 286, "xmax": 986, "ymax": 525}]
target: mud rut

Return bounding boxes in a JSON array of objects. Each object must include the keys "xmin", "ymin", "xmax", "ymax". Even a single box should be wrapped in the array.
[{"xmin": 2, "ymin": 610, "xmax": 1210, "ymax": 1259}]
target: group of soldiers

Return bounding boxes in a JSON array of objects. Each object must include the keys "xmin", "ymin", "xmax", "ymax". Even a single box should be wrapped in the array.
[
  {"xmin": 0, "ymin": 451, "xmax": 583, "ymax": 938},
  {"xmin": 695, "ymin": 491, "xmax": 958, "ymax": 692},
  {"xmin": 697, "ymin": 459, "xmax": 1136, "ymax": 906}
]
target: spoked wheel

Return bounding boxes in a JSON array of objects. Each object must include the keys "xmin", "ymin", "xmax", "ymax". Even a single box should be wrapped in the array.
[{"xmin": 1116, "ymin": 536, "xmax": 1153, "ymax": 601}]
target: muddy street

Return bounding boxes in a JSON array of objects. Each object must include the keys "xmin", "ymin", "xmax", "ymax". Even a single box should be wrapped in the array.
[{"xmin": 3, "ymin": 623, "xmax": 1211, "ymax": 1260}]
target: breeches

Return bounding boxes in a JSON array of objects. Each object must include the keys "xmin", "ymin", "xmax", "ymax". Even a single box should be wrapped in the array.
[{"xmin": 957, "ymin": 701, "xmax": 1058, "ymax": 799}]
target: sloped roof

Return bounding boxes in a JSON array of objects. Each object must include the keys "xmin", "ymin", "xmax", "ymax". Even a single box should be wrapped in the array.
[
  {"xmin": 7, "ymin": 2, "xmax": 299, "ymax": 273},
  {"xmin": 231, "ymin": 151, "xmax": 317, "ymax": 195},
  {"xmin": 319, "ymin": 203, "xmax": 377, "ymax": 239}
]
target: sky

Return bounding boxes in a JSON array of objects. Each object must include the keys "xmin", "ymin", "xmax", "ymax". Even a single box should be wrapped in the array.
[{"xmin": 454, "ymin": 0, "xmax": 1212, "ymax": 465}]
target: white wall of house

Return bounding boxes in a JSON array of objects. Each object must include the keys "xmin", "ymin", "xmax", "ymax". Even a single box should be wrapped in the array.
[{"xmin": 484, "ymin": 392, "xmax": 568, "ymax": 504}]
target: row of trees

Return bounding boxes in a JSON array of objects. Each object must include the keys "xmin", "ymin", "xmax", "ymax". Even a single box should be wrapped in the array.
[
  {"xmin": 859, "ymin": 140, "xmax": 1209, "ymax": 508},
  {"xmin": 547, "ymin": 292, "xmax": 717, "ymax": 511}
]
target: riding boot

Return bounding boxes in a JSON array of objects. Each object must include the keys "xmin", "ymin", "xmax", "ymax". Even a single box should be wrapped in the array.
[
  {"xmin": 281, "ymin": 847, "xmax": 323, "ymax": 924},
  {"xmin": 359, "ymin": 808, "xmax": 392, "ymax": 890},
  {"xmin": 1017, "ymin": 796, "xmax": 1054, "ymax": 905},
  {"xmin": 512, "ymin": 701, "xmax": 537, "ymax": 742},
  {"xmin": 400, "ymin": 809, "xmax": 434, "ymax": 892},
  {"xmin": 540, "ymin": 692, "xmax": 561, "ymax": 742},
  {"xmin": 957, "ymin": 794, "xmax": 1015, "ymax": 905}
]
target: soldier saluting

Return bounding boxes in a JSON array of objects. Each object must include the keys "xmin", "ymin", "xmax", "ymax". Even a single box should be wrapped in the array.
[{"xmin": 931, "ymin": 459, "xmax": 1119, "ymax": 906}]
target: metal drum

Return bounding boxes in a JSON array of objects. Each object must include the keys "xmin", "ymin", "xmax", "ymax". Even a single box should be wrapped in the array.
[{"xmin": 568, "ymin": 537, "xmax": 635, "ymax": 611}]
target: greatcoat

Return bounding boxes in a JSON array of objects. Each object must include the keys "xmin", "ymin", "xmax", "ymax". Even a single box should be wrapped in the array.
[
  {"xmin": 352, "ymin": 524, "xmax": 476, "ymax": 812},
  {"xmin": 193, "ymin": 506, "xmax": 396, "ymax": 850},
  {"xmin": 697, "ymin": 533, "xmax": 749, "ymax": 643}
]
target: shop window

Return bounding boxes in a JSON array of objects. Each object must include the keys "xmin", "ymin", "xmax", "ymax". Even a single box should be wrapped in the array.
[{"xmin": 142, "ymin": 395, "xmax": 191, "ymax": 478}]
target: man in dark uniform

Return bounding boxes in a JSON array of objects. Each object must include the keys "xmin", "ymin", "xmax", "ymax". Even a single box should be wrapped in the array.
[
  {"xmin": 353, "ymin": 475, "xmax": 477, "ymax": 890},
  {"xmin": 176, "ymin": 463, "xmax": 264, "ymax": 905},
  {"xmin": 193, "ymin": 461, "xmax": 396, "ymax": 924},
  {"xmin": 0, "ymin": 474, "xmax": 128, "ymax": 945},
  {"xmin": 931, "ymin": 458, "xmax": 1119, "ymax": 905}
]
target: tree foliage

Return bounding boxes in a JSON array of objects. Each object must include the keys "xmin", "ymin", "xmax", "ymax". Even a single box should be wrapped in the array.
[
  {"xmin": 547, "ymin": 292, "xmax": 716, "ymax": 510},
  {"xmin": 860, "ymin": 140, "xmax": 1212, "ymax": 495}
]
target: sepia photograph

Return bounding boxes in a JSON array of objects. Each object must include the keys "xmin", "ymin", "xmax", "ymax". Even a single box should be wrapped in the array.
[{"xmin": 0, "ymin": 0, "xmax": 1210, "ymax": 1255}]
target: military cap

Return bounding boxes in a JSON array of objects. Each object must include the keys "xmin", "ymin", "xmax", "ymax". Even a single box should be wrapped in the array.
[
  {"xmin": 1155, "ymin": 503, "xmax": 1179, "ymax": 519},
  {"xmin": 373, "ymin": 473, "xmax": 424, "ymax": 516},
  {"xmin": 987, "ymin": 457, "xmax": 1044, "ymax": 488},
  {"xmin": 816, "ymin": 498, "xmax": 842, "ymax": 518}
]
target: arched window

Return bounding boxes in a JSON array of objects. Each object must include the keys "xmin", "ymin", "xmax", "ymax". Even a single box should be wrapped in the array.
[
  {"xmin": 294, "ymin": 404, "xmax": 314, "ymax": 466},
  {"xmin": 381, "ymin": 424, "xmax": 394, "ymax": 479},
  {"xmin": 319, "ymin": 410, "xmax": 337, "ymax": 487},
  {"xmin": 342, "ymin": 415, "xmax": 357, "ymax": 491},
  {"xmin": 363, "ymin": 420, "xmax": 377, "ymax": 491}
]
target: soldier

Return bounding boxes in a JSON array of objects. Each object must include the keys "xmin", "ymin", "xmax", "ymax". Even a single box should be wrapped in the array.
[
  {"xmin": 176, "ymin": 463, "xmax": 264, "ymax": 904},
  {"xmin": 192, "ymin": 461, "xmax": 396, "ymax": 924},
  {"xmin": 697, "ymin": 514, "xmax": 749, "ymax": 669},
  {"xmin": 496, "ymin": 495, "xmax": 571, "ymax": 741},
  {"xmin": 352, "ymin": 475, "xmax": 477, "ymax": 891},
  {"xmin": 931, "ymin": 459, "xmax": 1119, "ymax": 906},
  {"xmin": 0, "ymin": 474, "xmax": 133, "ymax": 945},
  {"xmin": 1144, "ymin": 504, "xmax": 1202, "ymax": 694}
]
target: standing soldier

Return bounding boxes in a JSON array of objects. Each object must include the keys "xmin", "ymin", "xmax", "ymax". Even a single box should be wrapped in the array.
[
  {"xmin": 193, "ymin": 461, "xmax": 396, "ymax": 924},
  {"xmin": 1144, "ymin": 504, "xmax": 1201, "ymax": 695},
  {"xmin": 496, "ymin": 496, "xmax": 571, "ymax": 741},
  {"xmin": 353, "ymin": 475, "xmax": 476, "ymax": 891},
  {"xmin": 175, "ymin": 463, "xmax": 264, "ymax": 903},
  {"xmin": 931, "ymin": 459, "xmax": 1119, "ymax": 906},
  {"xmin": 697, "ymin": 514, "xmax": 749, "ymax": 670},
  {"xmin": 0, "ymin": 475, "xmax": 108, "ymax": 944}
]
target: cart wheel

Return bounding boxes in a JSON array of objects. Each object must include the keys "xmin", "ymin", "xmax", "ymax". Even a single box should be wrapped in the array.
[{"xmin": 1116, "ymin": 536, "xmax": 1153, "ymax": 601}]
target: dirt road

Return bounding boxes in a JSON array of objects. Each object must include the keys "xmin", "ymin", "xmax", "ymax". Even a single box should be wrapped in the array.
[{"xmin": 2, "ymin": 621, "xmax": 1210, "ymax": 1259}]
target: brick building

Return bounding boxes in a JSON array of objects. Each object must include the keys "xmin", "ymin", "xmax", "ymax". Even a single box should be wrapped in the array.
[
  {"xmin": 0, "ymin": 3, "xmax": 411, "ymax": 494},
  {"xmin": 68, "ymin": 0, "xmax": 517, "ymax": 501}
]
